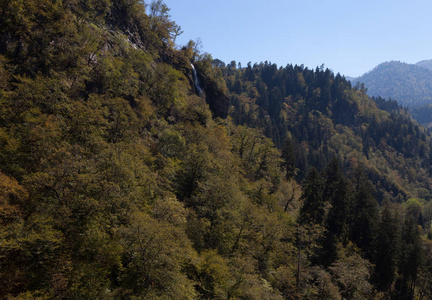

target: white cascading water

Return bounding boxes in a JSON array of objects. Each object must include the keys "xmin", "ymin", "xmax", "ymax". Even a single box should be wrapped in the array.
[{"xmin": 191, "ymin": 63, "xmax": 203, "ymax": 95}]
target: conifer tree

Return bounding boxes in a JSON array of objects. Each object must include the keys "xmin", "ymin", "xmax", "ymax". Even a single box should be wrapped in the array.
[
  {"xmin": 350, "ymin": 165, "xmax": 379, "ymax": 259},
  {"xmin": 298, "ymin": 167, "xmax": 325, "ymax": 225},
  {"xmin": 395, "ymin": 216, "xmax": 422, "ymax": 300},
  {"xmin": 374, "ymin": 200, "xmax": 401, "ymax": 293},
  {"xmin": 317, "ymin": 158, "xmax": 350, "ymax": 266},
  {"xmin": 282, "ymin": 137, "xmax": 296, "ymax": 180},
  {"xmin": 324, "ymin": 158, "xmax": 350, "ymax": 241}
]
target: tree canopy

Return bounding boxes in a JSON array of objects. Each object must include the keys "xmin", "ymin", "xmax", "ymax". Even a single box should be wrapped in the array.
[{"xmin": 0, "ymin": 1, "xmax": 432, "ymax": 299}]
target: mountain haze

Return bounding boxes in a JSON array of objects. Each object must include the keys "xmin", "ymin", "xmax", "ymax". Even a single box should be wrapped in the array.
[
  {"xmin": 352, "ymin": 61, "xmax": 432, "ymax": 108},
  {"xmin": 416, "ymin": 59, "xmax": 432, "ymax": 71}
]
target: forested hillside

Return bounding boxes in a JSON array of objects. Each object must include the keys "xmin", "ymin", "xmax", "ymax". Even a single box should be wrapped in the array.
[
  {"xmin": 1, "ymin": 1, "xmax": 432, "ymax": 299},
  {"xmin": 221, "ymin": 61, "xmax": 432, "ymax": 200},
  {"xmin": 352, "ymin": 61, "xmax": 432, "ymax": 108},
  {"xmin": 416, "ymin": 59, "xmax": 432, "ymax": 72},
  {"xmin": 411, "ymin": 104, "xmax": 432, "ymax": 128},
  {"xmin": 350, "ymin": 60, "xmax": 432, "ymax": 126}
]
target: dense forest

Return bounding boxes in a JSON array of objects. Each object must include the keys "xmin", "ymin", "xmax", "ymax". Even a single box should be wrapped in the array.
[
  {"xmin": 219, "ymin": 60, "xmax": 432, "ymax": 200},
  {"xmin": 411, "ymin": 104, "xmax": 432, "ymax": 128},
  {"xmin": 351, "ymin": 60, "xmax": 432, "ymax": 127},
  {"xmin": 1, "ymin": 1, "xmax": 432, "ymax": 299}
]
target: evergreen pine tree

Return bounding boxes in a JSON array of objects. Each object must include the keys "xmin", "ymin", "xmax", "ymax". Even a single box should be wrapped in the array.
[
  {"xmin": 350, "ymin": 166, "xmax": 379, "ymax": 259},
  {"xmin": 394, "ymin": 216, "xmax": 422, "ymax": 300},
  {"xmin": 374, "ymin": 200, "xmax": 401, "ymax": 293},
  {"xmin": 317, "ymin": 158, "xmax": 350, "ymax": 266},
  {"xmin": 298, "ymin": 167, "xmax": 325, "ymax": 225},
  {"xmin": 282, "ymin": 137, "xmax": 296, "ymax": 180},
  {"xmin": 324, "ymin": 158, "xmax": 350, "ymax": 241}
]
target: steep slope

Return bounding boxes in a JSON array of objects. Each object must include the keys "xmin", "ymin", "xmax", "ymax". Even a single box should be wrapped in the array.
[
  {"xmin": 1, "ymin": 1, "xmax": 432, "ymax": 299},
  {"xmin": 0, "ymin": 1, "xmax": 285, "ymax": 298},
  {"xmin": 222, "ymin": 62, "xmax": 432, "ymax": 201},
  {"xmin": 221, "ymin": 64, "xmax": 432, "ymax": 299}
]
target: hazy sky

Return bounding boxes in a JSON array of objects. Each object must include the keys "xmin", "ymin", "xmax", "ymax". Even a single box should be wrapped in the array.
[{"xmin": 163, "ymin": 0, "xmax": 432, "ymax": 77}]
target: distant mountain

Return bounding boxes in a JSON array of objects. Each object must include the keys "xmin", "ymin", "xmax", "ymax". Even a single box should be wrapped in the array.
[
  {"xmin": 344, "ymin": 75, "xmax": 356, "ymax": 82},
  {"xmin": 416, "ymin": 59, "xmax": 432, "ymax": 71},
  {"xmin": 351, "ymin": 60, "xmax": 432, "ymax": 108}
]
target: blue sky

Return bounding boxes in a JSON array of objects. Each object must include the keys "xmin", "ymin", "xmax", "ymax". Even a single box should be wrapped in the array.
[{"xmin": 163, "ymin": 0, "xmax": 432, "ymax": 77}]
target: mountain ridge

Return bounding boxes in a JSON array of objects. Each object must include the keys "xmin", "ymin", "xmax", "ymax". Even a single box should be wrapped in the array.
[
  {"xmin": 1, "ymin": 1, "xmax": 432, "ymax": 299},
  {"xmin": 415, "ymin": 59, "xmax": 432, "ymax": 71},
  {"xmin": 350, "ymin": 60, "xmax": 432, "ymax": 108}
]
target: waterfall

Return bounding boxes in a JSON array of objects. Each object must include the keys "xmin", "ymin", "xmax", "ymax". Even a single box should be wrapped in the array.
[{"xmin": 191, "ymin": 63, "xmax": 203, "ymax": 95}]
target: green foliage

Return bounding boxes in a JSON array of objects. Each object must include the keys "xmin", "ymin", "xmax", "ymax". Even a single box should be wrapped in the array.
[
  {"xmin": 148, "ymin": 0, "xmax": 183, "ymax": 44},
  {"xmin": 374, "ymin": 201, "xmax": 402, "ymax": 293},
  {"xmin": 350, "ymin": 166, "xmax": 379, "ymax": 259},
  {"xmin": 324, "ymin": 158, "xmax": 350, "ymax": 243},
  {"xmin": 1, "ymin": 0, "xmax": 432, "ymax": 298},
  {"xmin": 282, "ymin": 137, "xmax": 296, "ymax": 180},
  {"xmin": 117, "ymin": 211, "xmax": 197, "ymax": 299},
  {"xmin": 0, "ymin": 214, "xmax": 64, "ymax": 298},
  {"xmin": 394, "ymin": 216, "xmax": 422, "ymax": 299},
  {"xmin": 221, "ymin": 60, "xmax": 432, "ymax": 202},
  {"xmin": 328, "ymin": 246, "xmax": 373, "ymax": 299},
  {"xmin": 298, "ymin": 168, "xmax": 325, "ymax": 225}
]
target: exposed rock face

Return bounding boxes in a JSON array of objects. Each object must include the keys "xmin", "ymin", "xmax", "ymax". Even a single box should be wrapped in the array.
[
  {"xmin": 193, "ymin": 66, "xmax": 230, "ymax": 119},
  {"xmin": 204, "ymin": 80, "xmax": 230, "ymax": 119}
]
